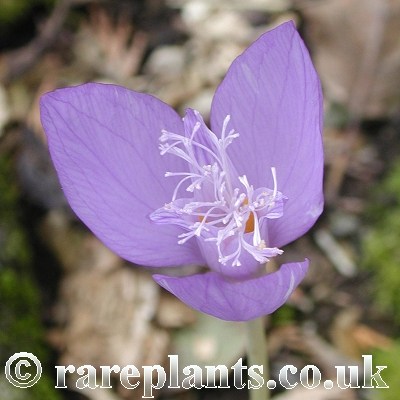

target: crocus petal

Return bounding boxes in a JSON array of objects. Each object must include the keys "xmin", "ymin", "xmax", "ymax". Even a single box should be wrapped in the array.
[
  {"xmin": 40, "ymin": 83, "xmax": 204, "ymax": 267},
  {"xmin": 153, "ymin": 259, "xmax": 309, "ymax": 321},
  {"xmin": 210, "ymin": 21, "xmax": 324, "ymax": 248}
]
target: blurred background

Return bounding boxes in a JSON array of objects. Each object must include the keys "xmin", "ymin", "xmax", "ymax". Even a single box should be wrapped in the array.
[{"xmin": 1, "ymin": 0, "xmax": 400, "ymax": 399}]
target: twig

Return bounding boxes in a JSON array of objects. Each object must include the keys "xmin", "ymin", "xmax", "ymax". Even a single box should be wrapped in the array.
[
  {"xmin": 314, "ymin": 229, "xmax": 356, "ymax": 277},
  {"xmin": 0, "ymin": 0, "xmax": 100, "ymax": 83}
]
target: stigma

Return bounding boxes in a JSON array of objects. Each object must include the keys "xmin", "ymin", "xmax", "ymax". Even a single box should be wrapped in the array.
[{"xmin": 150, "ymin": 109, "xmax": 286, "ymax": 267}]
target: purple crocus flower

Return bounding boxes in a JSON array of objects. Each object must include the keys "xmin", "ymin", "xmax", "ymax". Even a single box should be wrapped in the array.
[{"xmin": 40, "ymin": 21, "xmax": 323, "ymax": 321}]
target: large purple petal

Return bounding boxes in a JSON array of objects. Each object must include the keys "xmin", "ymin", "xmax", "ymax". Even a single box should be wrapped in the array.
[
  {"xmin": 40, "ymin": 83, "xmax": 204, "ymax": 267},
  {"xmin": 210, "ymin": 21, "xmax": 324, "ymax": 248},
  {"xmin": 153, "ymin": 259, "xmax": 309, "ymax": 321}
]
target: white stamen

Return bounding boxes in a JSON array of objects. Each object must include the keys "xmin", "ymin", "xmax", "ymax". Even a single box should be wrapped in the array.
[
  {"xmin": 271, "ymin": 167, "xmax": 277, "ymax": 199},
  {"xmin": 252, "ymin": 212, "xmax": 262, "ymax": 247},
  {"xmin": 150, "ymin": 112, "xmax": 286, "ymax": 267},
  {"xmin": 221, "ymin": 115, "xmax": 231, "ymax": 140}
]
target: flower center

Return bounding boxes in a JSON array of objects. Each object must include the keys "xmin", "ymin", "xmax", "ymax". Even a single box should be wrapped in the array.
[
  {"xmin": 199, "ymin": 197, "xmax": 253, "ymax": 232},
  {"xmin": 150, "ymin": 109, "xmax": 286, "ymax": 267}
]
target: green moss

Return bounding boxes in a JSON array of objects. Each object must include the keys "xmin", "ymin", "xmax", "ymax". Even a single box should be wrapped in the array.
[
  {"xmin": 371, "ymin": 341, "xmax": 400, "ymax": 399},
  {"xmin": 361, "ymin": 160, "xmax": 400, "ymax": 326},
  {"xmin": 0, "ymin": 0, "xmax": 56, "ymax": 25},
  {"xmin": 0, "ymin": 158, "xmax": 30, "ymax": 265},
  {"xmin": 0, "ymin": 373, "xmax": 62, "ymax": 400},
  {"xmin": 31, "ymin": 374, "xmax": 62, "ymax": 400},
  {"xmin": 0, "ymin": 268, "xmax": 46, "ymax": 362},
  {"xmin": 270, "ymin": 304, "xmax": 296, "ymax": 326},
  {"xmin": 0, "ymin": 0, "xmax": 31, "ymax": 24},
  {"xmin": 0, "ymin": 155, "xmax": 60, "ymax": 400}
]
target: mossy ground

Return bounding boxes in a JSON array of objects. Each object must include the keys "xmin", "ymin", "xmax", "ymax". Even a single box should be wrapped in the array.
[{"xmin": 0, "ymin": 155, "xmax": 60, "ymax": 400}]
